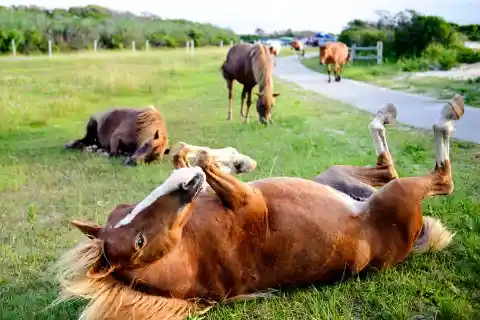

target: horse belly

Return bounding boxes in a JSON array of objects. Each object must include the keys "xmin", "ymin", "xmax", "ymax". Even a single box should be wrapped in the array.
[{"xmin": 252, "ymin": 178, "xmax": 369, "ymax": 286}]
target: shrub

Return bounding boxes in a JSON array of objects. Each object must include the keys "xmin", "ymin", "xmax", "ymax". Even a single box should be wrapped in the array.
[
  {"xmin": 421, "ymin": 43, "xmax": 459, "ymax": 70},
  {"xmin": 456, "ymin": 47, "xmax": 480, "ymax": 64},
  {"xmin": 397, "ymin": 57, "xmax": 430, "ymax": 72}
]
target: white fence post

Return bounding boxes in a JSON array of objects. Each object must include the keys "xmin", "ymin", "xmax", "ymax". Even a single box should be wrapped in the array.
[
  {"xmin": 132, "ymin": 41, "xmax": 136, "ymax": 54},
  {"xmin": 377, "ymin": 41, "xmax": 383, "ymax": 65},
  {"xmin": 350, "ymin": 44, "xmax": 356, "ymax": 63},
  {"xmin": 186, "ymin": 40, "xmax": 190, "ymax": 50},
  {"xmin": 11, "ymin": 39, "xmax": 16, "ymax": 57},
  {"xmin": 190, "ymin": 40, "xmax": 195, "ymax": 53},
  {"xmin": 220, "ymin": 40, "xmax": 223, "ymax": 48},
  {"xmin": 145, "ymin": 40, "xmax": 149, "ymax": 52},
  {"xmin": 94, "ymin": 40, "xmax": 98, "ymax": 52},
  {"xmin": 48, "ymin": 40, "xmax": 52, "ymax": 58},
  {"xmin": 230, "ymin": 40, "xmax": 233, "ymax": 47}
]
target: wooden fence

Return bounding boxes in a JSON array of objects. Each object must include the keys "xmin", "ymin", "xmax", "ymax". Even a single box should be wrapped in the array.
[{"xmin": 349, "ymin": 41, "xmax": 383, "ymax": 64}]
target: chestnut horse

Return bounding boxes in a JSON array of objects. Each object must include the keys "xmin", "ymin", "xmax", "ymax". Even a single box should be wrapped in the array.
[
  {"xmin": 64, "ymin": 106, "xmax": 169, "ymax": 166},
  {"xmin": 221, "ymin": 43, "xmax": 280, "ymax": 125},
  {"xmin": 56, "ymin": 94, "xmax": 463, "ymax": 320},
  {"xmin": 319, "ymin": 41, "xmax": 350, "ymax": 83},
  {"xmin": 290, "ymin": 39, "xmax": 305, "ymax": 58}
]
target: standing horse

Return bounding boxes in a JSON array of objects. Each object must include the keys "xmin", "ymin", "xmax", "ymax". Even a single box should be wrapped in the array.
[
  {"xmin": 55, "ymin": 94, "xmax": 463, "ymax": 320},
  {"xmin": 221, "ymin": 43, "xmax": 280, "ymax": 125},
  {"xmin": 319, "ymin": 41, "xmax": 350, "ymax": 83},
  {"xmin": 64, "ymin": 106, "xmax": 169, "ymax": 166},
  {"xmin": 290, "ymin": 39, "xmax": 305, "ymax": 59}
]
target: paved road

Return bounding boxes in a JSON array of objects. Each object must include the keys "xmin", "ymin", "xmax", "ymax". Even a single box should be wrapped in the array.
[{"xmin": 274, "ymin": 54, "xmax": 480, "ymax": 144}]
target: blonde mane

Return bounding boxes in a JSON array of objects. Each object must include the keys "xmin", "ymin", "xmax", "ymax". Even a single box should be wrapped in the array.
[
  {"xmin": 52, "ymin": 239, "xmax": 213, "ymax": 320},
  {"xmin": 249, "ymin": 44, "xmax": 275, "ymax": 105},
  {"xmin": 136, "ymin": 106, "xmax": 168, "ymax": 147}
]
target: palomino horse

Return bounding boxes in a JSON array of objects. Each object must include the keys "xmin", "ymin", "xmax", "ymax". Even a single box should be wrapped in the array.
[
  {"xmin": 319, "ymin": 41, "xmax": 350, "ymax": 83},
  {"xmin": 221, "ymin": 43, "xmax": 280, "ymax": 125},
  {"xmin": 56, "ymin": 94, "xmax": 463, "ymax": 320},
  {"xmin": 64, "ymin": 106, "xmax": 169, "ymax": 166},
  {"xmin": 290, "ymin": 39, "xmax": 305, "ymax": 59}
]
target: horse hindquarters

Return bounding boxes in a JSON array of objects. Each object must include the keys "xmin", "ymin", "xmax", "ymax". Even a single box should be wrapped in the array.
[{"xmin": 64, "ymin": 117, "xmax": 99, "ymax": 149}]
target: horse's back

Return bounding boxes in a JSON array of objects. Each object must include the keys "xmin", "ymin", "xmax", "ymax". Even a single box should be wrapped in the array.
[
  {"xmin": 222, "ymin": 44, "xmax": 255, "ymax": 84},
  {"xmin": 95, "ymin": 108, "xmax": 140, "ymax": 148},
  {"xmin": 330, "ymin": 42, "xmax": 349, "ymax": 63}
]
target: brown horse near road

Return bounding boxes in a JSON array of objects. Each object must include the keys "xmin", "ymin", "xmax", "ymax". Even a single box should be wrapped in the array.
[
  {"xmin": 320, "ymin": 41, "xmax": 350, "ymax": 82},
  {"xmin": 55, "ymin": 94, "xmax": 463, "ymax": 320},
  {"xmin": 290, "ymin": 39, "xmax": 305, "ymax": 57},
  {"xmin": 221, "ymin": 43, "xmax": 280, "ymax": 125},
  {"xmin": 64, "ymin": 106, "xmax": 169, "ymax": 166}
]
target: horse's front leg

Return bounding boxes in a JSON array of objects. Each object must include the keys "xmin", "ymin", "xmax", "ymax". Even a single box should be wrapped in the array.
[
  {"xmin": 327, "ymin": 64, "xmax": 332, "ymax": 83},
  {"xmin": 195, "ymin": 150, "xmax": 267, "ymax": 214}
]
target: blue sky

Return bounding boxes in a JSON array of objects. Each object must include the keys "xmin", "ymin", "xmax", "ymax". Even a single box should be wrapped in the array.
[{"xmin": 3, "ymin": 0, "xmax": 479, "ymax": 34}]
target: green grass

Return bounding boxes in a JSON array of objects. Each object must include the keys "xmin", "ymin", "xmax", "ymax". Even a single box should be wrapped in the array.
[
  {"xmin": 302, "ymin": 57, "xmax": 480, "ymax": 107},
  {"xmin": 1, "ymin": 48, "xmax": 480, "ymax": 320}
]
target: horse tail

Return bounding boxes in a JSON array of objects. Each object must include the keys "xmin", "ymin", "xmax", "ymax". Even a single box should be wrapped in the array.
[{"xmin": 412, "ymin": 216, "xmax": 454, "ymax": 254}]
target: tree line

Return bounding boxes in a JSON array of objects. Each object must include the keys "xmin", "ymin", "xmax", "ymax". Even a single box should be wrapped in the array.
[{"xmin": 0, "ymin": 5, "xmax": 240, "ymax": 54}]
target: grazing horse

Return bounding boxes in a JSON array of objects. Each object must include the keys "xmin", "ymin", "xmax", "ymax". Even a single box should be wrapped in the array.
[
  {"xmin": 56, "ymin": 94, "xmax": 463, "ymax": 320},
  {"xmin": 64, "ymin": 106, "xmax": 169, "ymax": 166},
  {"xmin": 221, "ymin": 43, "xmax": 280, "ymax": 125},
  {"xmin": 290, "ymin": 39, "xmax": 305, "ymax": 58},
  {"xmin": 319, "ymin": 41, "xmax": 350, "ymax": 83}
]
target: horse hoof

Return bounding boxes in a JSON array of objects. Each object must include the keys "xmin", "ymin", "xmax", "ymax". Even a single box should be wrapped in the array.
[
  {"xmin": 243, "ymin": 118, "xmax": 249, "ymax": 124},
  {"xmin": 227, "ymin": 115, "xmax": 232, "ymax": 121}
]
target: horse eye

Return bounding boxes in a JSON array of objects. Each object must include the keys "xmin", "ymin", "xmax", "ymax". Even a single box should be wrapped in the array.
[{"xmin": 135, "ymin": 234, "xmax": 145, "ymax": 251}]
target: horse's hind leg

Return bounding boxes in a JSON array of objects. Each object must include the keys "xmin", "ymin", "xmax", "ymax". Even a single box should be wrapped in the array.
[
  {"xmin": 243, "ymin": 87, "xmax": 253, "ymax": 124},
  {"xmin": 64, "ymin": 117, "xmax": 98, "ymax": 150},
  {"xmin": 334, "ymin": 63, "xmax": 341, "ymax": 82},
  {"xmin": 368, "ymin": 95, "xmax": 464, "ymax": 259},
  {"xmin": 240, "ymin": 87, "xmax": 247, "ymax": 118},
  {"xmin": 327, "ymin": 64, "xmax": 332, "ymax": 83},
  {"xmin": 314, "ymin": 103, "xmax": 398, "ymax": 199},
  {"xmin": 226, "ymin": 79, "xmax": 234, "ymax": 120}
]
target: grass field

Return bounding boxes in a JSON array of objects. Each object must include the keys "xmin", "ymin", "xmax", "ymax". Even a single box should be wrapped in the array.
[
  {"xmin": 1, "ymin": 48, "xmax": 480, "ymax": 320},
  {"xmin": 302, "ymin": 57, "xmax": 480, "ymax": 108}
]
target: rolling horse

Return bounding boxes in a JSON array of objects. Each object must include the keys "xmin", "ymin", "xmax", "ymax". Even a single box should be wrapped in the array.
[
  {"xmin": 55, "ymin": 94, "xmax": 464, "ymax": 320},
  {"xmin": 64, "ymin": 106, "xmax": 169, "ymax": 166},
  {"xmin": 221, "ymin": 43, "xmax": 280, "ymax": 125}
]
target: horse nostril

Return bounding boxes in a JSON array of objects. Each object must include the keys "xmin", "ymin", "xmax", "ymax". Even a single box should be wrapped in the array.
[{"xmin": 124, "ymin": 158, "xmax": 137, "ymax": 166}]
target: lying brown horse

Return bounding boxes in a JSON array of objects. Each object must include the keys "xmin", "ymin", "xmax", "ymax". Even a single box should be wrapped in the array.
[
  {"xmin": 290, "ymin": 39, "xmax": 305, "ymax": 58},
  {"xmin": 319, "ymin": 41, "xmax": 350, "ymax": 83},
  {"xmin": 221, "ymin": 43, "xmax": 280, "ymax": 125},
  {"xmin": 56, "ymin": 94, "xmax": 463, "ymax": 320},
  {"xmin": 64, "ymin": 106, "xmax": 169, "ymax": 166}
]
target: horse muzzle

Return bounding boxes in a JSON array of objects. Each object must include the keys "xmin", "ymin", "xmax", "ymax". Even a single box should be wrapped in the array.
[{"xmin": 124, "ymin": 157, "xmax": 137, "ymax": 166}]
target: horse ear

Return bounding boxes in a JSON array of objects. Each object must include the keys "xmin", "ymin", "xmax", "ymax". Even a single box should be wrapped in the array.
[
  {"xmin": 154, "ymin": 130, "xmax": 160, "ymax": 140},
  {"xmin": 71, "ymin": 220, "xmax": 101, "ymax": 238},
  {"xmin": 273, "ymin": 93, "xmax": 280, "ymax": 97}
]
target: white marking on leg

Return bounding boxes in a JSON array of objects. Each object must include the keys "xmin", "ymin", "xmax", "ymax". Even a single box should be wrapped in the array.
[
  {"xmin": 114, "ymin": 166, "xmax": 205, "ymax": 228},
  {"xmin": 368, "ymin": 118, "xmax": 386, "ymax": 156}
]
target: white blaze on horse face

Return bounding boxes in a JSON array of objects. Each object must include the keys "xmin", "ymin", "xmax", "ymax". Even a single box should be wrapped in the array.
[{"xmin": 114, "ymin": 166, "xmax": 206, "ymax": 228}]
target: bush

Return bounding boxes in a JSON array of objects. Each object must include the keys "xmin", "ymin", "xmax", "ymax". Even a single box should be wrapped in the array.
[
  {"xmin": 397, "ymin": 57, "xmax": 430, "ymax": 72},
  {"xmin": 456, "ymin": 47, "xmax": 480, "ymax": 64},
  {"xmin": 421, "ymin": 43, "xmax": 459, "ymax": 70}
]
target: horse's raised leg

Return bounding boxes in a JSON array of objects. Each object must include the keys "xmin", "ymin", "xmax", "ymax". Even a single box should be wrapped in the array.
[
  {"xmin": 327, "ymin": 64, "xmax": 332, "ymax": 83},
  {"xmin": 368, "ymin": 95, "xmax": 463, "ymax": 264},
  {"xmin": 64, "ymin": 118, "xmax": 98, "ymax": 149},
  {"xmin": 170, "ymin": 142, "xmax": 191, "ymax": 169},
  {"xmin": 195, "ymin": 150, "xmax": 266, "ymax": 214},
  {"xmin": 314, "ymin": 103, "xmax": 398, "ymax": 199},
  {"xmin": 227, "ymin": 80, "xmax": 234, "ymax": 120}
]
